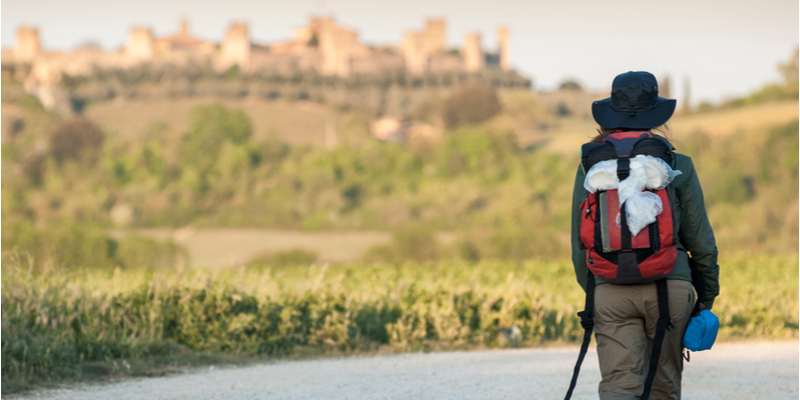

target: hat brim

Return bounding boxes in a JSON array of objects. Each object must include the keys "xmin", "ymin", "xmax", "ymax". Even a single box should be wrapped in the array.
[{"xmin": 592, "ymin": 97, "xmax": 676, "ymax": 130}]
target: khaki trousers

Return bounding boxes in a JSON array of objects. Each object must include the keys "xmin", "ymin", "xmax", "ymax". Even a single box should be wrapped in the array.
[{"xmin": 594, "ymin": 279, "xmax": 695, "ymax": 400}]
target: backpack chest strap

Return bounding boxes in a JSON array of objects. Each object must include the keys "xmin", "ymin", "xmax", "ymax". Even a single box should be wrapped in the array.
[{"xmin": 617, "ymin": 156, "xmax": 631, "ymax": 180}]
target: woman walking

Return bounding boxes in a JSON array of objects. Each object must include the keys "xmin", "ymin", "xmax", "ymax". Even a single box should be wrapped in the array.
[{"xmin": 569, "ymin": 71, "xmax": 720, "ymax": 400}]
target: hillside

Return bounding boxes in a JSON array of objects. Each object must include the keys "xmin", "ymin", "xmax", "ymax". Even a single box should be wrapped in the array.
[
  {"xmin": 540, "ymin": 100, "xmax": 799, "ymax": 157},
  {"xmin": 2, "ymin": 77, "xmax": 797, "ymax": 269}
]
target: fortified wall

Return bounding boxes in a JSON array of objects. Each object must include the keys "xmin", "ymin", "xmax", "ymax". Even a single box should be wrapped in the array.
[{"xmin": 2, "ymin": 17, "xmax": 513, "ymax": 108}]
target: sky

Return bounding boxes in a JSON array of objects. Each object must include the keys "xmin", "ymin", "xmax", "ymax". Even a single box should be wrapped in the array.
[{"xmin": 2, "ymin": 0, "xmax": 798, "ymax": 105}]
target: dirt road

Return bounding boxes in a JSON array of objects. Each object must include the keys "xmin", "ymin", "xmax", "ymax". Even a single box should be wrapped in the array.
[
  {"xmin": 15, "ymin": 341, "xmax": 797, "ymax": 400},
  {"xmin": 111, "ymin": 228, "xmax": 392, "ymax": 267}
]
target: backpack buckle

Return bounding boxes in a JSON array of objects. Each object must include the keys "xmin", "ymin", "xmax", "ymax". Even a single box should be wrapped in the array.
[
  {"xmin": 616, "ymin": 157, "xmax": 631, "ymax": 180},
  {"xmin": 577, "ymin": 310, "xmax": 594, "ymax": 330}
]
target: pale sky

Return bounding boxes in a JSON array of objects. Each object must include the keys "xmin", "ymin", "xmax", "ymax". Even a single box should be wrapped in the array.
[{"xmin": 2, "ymin": 0, "xmax": 798, "ymax": 105}]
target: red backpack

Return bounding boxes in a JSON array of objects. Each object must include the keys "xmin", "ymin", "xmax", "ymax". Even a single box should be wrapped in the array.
[{"xmin": 578, "ymin": 131, "xmax": 679, "ymax": 284}]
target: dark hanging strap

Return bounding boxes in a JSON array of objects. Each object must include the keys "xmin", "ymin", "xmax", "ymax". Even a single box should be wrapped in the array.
[
  {"xmin": 617, "ymin": 156, "xmax": 632, "ymax": 250},
  {"xmin": 620, "ymin": 203, "xmax": 632, "ymax": 249},
  {"xmin": 641, "ymin": 279, "xmax": 673, "ymax": 400},
  {"xmin": 564, "ymin": 271, "xmax": 595, "ymax": 400}
]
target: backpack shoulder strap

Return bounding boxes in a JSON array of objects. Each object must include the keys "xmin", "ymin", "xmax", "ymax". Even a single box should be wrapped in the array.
[
  {"xmin": 564, "ymin": 271, "xmax": 595, "ymax": 400},
  {"xmin": 604, "ymin": 132, "xmax": 652, "ymax": 157}
]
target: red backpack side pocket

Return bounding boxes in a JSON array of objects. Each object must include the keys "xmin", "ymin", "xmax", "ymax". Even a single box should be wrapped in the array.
[{"xmin": 579, "ymin": 193, "xmax": 597, "ymax": 251}]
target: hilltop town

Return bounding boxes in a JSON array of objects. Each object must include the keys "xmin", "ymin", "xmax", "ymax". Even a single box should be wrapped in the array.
[{"xmin": 2, "ymin": 17, "xmax": 516, "ymax": 109}]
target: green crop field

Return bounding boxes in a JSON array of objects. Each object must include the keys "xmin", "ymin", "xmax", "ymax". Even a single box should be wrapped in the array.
[{"xmin": 2, "ymin": 253, "xmax": 797, "ymax": 393}]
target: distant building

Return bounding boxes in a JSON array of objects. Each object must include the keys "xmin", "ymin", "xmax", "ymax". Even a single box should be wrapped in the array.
[
  {"xmin": 462, "ymin": 32, "xmax": 485, "ymax": 72},
  {"xmin": 125, "ymin": 27, "xmax": 155, "ymax": 62},
  {"xmin": 220, "ymin": 22, "xmax": 250, "ymax": 70},
  {"xmin": 2, "ymin": 17, "xmax": 516, "ymax": 108},
  {"xmin": 14, "ymin": 27, "xmax": 41, "ymax": 61}
]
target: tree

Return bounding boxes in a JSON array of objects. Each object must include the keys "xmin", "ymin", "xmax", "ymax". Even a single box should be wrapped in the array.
[
  {"xmin": 441, "ymin": 83, "xmax": 501, "ymax": 129},
  {"xmin": 558, "ymin": 79, "xmax": 583, "ymax": 91},
  {"xmin": 183, "ymin": 104, "xmax": 252, "ymax": 171},
  {"xmin": 778, "ymin": 46, "xmax": 799, "ymax": 94},
  {"xmin": 49, "ymin": 118, "xmax": 104, "ymax": 164}
]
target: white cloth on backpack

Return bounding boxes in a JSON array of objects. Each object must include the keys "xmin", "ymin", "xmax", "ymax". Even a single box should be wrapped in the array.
[
  {"xmin": 584, "ymin": 159, "xmax": 619, "ymax": 193},
  {"xmin": 584, "ymin": 155, "xmax": 681, "ymax": 235},
  {"xmin": 624, "ymin": 191, "xmax": 663, "ymax": 235}
]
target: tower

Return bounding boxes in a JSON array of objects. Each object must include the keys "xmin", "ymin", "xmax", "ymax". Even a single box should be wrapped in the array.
[
  {"xmin": 497, "ymin": 26, "xmax": 510, "ymax": 71},
  {"xmin": 221, "ymin": 22, "xmax": 250, "ymax": 69},
  {"xmin": 402, "ymin": 31, "xmax": 426, "ymax": 74},
  {"xmin": 125, "ymin": 27, "xmax": 154, "ymax": 61},
  {"xmin": 15, "ymin": 27, "xmax": 41, "ymax": 61},
  {"xmin": 424, "ymin": 19, "xmax": 446, "ymax": 54},
  {"xmin": 462, "ymin": 32, "xmax": 484, "ymax": 72}
]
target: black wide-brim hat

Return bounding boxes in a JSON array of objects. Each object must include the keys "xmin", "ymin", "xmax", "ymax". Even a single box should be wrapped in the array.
[{"xmin": 592, "ymin": 71, "xmax": 676, "ymax": 130}]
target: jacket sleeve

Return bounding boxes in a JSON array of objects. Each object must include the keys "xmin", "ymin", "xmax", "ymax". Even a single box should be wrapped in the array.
[
  {"xmin": 571, "ymin": 165, "xmax": 589, "ymax": 292},
  {"xmin": 675, "ymin": 157, "xmax": 720, "ymax": 309}
]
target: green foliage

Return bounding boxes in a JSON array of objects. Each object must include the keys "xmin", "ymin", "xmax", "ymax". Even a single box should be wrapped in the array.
[
  {"xmin": 61, "ymin": 67, "xmax": 530, "ymax": 117},
  {"xmin": 2, "ymin": 254, "xmax": 796, "ymax": 393},
  {"xmin": 115, "ymin": 236, "xmax": 189, "ymax": 270},
  {"xmin": 18, "ymin": 94, "xmax": 45, "ymax": 111},
  {"xmin": 706, "ymin": 168, "xmax": 755, "ymax": 205},
  {"xmin": 183, "ymin": 104, "xmax": 252, "ymax": 172},
  {"xmin": 49, "ymin": 118, "xmax": 104, "ymax": 164},
  {"xmin": 363, "ymin": 224, "xmax": 440, "ymax": 263},
  {"xmin": 733, "ymin": 84, "xmax": 798, "ymax": 107},
  {"xmin": 558, "ymin": 79, "xmax": 583, "ymax": 91},
  {"xmin": 1, "ymin": 91, "xmax": 796, "ymax": 259},
  {"xmin": 248, "ymin": 249, "xmax": 318, "ymax": 267},
  {"xmin": 454, "ymin": 240, "xmax": 481, "ymax": 262},
  {"xmin": 0, "ymin": 78, "xmax": 32, "ymax": 105},
  {"xmin": 3, "ymin": 222, "xmax": 115, "ymax": 269},
  {"xmin": 441, "ymin": 83, "xmax": 502, "ymax": 129},
  {"xmin": 760, "ymin": 118, "xmax": 799, "ymax": 179},
  {"xmin": 20, "ymin": 152, "xmax": 47, "ymax": 186},
  {"xmin": 677, "ymin": 119, "xmax": 798, "ymax": 252},
  {"xmin": 725, "ymin": 47, "xmax": 799, "ymax": 108},
  {"xmin": 390, "ymin": 224, "xmax": 440, "ymax": 262},
  {"xmin": 225, "ymin": 64, "xmax": 240, "ymax": 79},
  {"xmin": 2, "ymin": 221, "xmax": 188, "ymax": 270}
]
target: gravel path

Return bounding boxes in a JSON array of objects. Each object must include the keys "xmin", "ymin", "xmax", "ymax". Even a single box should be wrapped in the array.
[{"xmin": 14, "ymin": 341, "xmax": 798, "ymax": 400}]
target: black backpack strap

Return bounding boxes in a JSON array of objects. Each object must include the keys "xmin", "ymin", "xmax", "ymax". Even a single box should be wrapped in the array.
[
  {"xmin": 641, "ymin": 279, "xmax": 674, "ymax": 400},
  {"xmin": 616, "ymin": 156, "xmax": 631, "ymax": 180},
  {"xmin": 564, "ymin": 270, "xmax": 595, "ymax": 400}
]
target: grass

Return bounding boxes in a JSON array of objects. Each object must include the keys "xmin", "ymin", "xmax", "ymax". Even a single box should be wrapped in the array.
[
  {"xmin": 670, "ymin": 100, "xmax": 800, "ymax": 138},
  {"xmin": 541, "ymin": 100, "xmax": 799, "ymax": 157},
  {"xmin": 2, "ymin": 253, "xmax": 797, "ymax": 394},
  {"xmin": 111, "ymin": 228, "xmax": 392, "ymax": 267},
  {"xmin": 84, "ymin": 97, "xmax": 333, "ymax": 146}
]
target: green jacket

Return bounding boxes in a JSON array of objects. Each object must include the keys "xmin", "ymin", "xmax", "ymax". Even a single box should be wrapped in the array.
[{"xmin": 570, "ymin": 138, "xmax": 720, "ymax": 309}]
